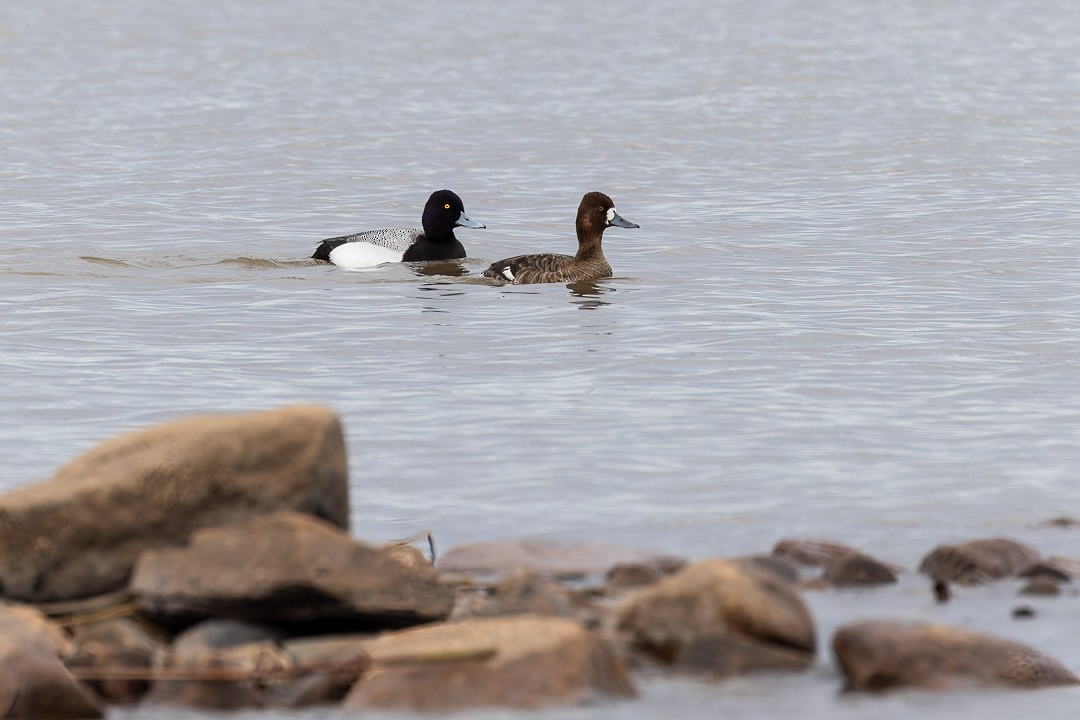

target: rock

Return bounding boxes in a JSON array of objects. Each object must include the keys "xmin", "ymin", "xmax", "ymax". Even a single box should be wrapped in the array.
[
  {"xmin": 131, "ymin": 512, "xmax": 453, "ymax": 629},
  {"xmin": 450, "ymin": 570, "xmax": 577, "ymax": 621},
  {"xmin": 606, "ymin": 556, "xmax": 689, "ymax": 592},
  {"xmin": 438, "ymin": 540, "xmax": 682, "ymax": 580},
  {"xmin": 0, "ymin": 604, "xmax": 104, "ymax": 719},
  {"xmin": 66, "ymin": 618, "xmax": 165, "ymax": 704},
  {"xmin": 1040, "ymin": 516, "xmax": 1080, "ymax": 527},
  {"xmin": 773, "ymin": 539, "xmax": 859, "ymax": 567},
  {"xmin": 1020, "ymin": 578, "xmax": 1062, "ymax": 596},
  {"xmin": 1020, "ymin": 558, "xmax": 1079, "ymax": 582},
  {"xmin": 276, "ymin": 636, "xmax": 371, "ymax": 708},
  {"xmin": 823, "ymin": 553, "xmax": 898, "ymax": 588},
  {"xmin": 733, "ymin": 555, "xmax": 801, "ymax": 583},
  {"xmin": 611, "ymin": 559, "xmax": 816, "ymax": 675},
  {"xmin": 1013, "ymin": 606, "xmax": 1037, "ymax": 619},
  {"xmin": 144, "ymin": 619, "xmax": 289, "ymax": 710},
  {"xmin": 918, "ymin": 538, "xmax": 1039, "ymax": 585},
  {"xmin": 833, "ymin": 620, "xmax": 1078, "ymax": 690},
  {"xmin": 344, "ymin": 615, "xmax": 634, "ymax": 711},
  {"xmin": 0, "ymin": 406, "xmax": 348, "ymax": 603},
  {"xmin": 0, "ymin": 602, "xmax": 71, "ymax": 657}
]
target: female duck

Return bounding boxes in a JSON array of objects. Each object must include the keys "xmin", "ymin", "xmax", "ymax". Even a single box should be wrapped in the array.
[
  {"xmin": 482, "ymin": 192, "xmax": 637, "ymax": 284},
  {"xmin": 312, "ymin": 189, "xmax": 485, "ymax": 269}
]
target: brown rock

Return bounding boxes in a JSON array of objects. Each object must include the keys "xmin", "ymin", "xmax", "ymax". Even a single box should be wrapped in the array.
[
  {"xmin": 0, "ymin": 406, "xmax": 348, "ymax": 602},
  {"xmin": 275, "ymin": 636, "xmax": 371, "ymax": 708},
  {"xmin": 823, "ymin": 553, "xmax": 898, "ymax": 588},
  {"xmin": 130, "ymin": 512, "xmax": 454, "ymax": 629},
  {"xmin": 733, "ymin": 555, "xmax": 801, "ymax": 583},
  {"xmin": 450, "ymin": 569, "xmax": 577, "ymax": 621},
  {"xmin": 918, "ymin": 538, "xmax": 1039, "ymax": 585},
  {"xmin": 606, "ymin": 555, "xmax": 690, "ymax": 592},
  {"xmin": 344, "ymin": 615, "xmax": 634, "ymax": 711},
  {"xmin": 1040, "ymin": 516, "xmax": 1080, "ymax": 527},
  {"xmin": 833, "ymin": 620, "xmax": 1078, "ymax": 691},
  {"xmin": 144, "ymin": 619, "xmax": 288, "ymax": 710},
  {"xmin": 0, "ymin": 602, "xmax": 71, "ymax": 657},
  {"xmin": 66, "ymin": 617, "xmax": 165, "ymax": 704},
  {"xmin": 0, "ymin": 604, "xmax": 104, "ymax": 719},
  {"xmin": 1020, "ymin": 557, "xmax": 1080, "ymax": 581},
  {"xmin": 1020, "ymin": 578, "xmax": 1062, "ymax": 596},
  {"xmin": 612, "ymin": 559, "xmax": 816, "ymax": 675},
  {"xmin": 773, "ymin": 539, "xmax": 859, "ymax": 567},
  {"xmin": 438, "ymin": 540, "xmax": 682, "ymax": 580}
]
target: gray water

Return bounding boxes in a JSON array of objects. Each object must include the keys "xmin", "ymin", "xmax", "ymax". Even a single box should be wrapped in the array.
[{"xmin": 5, "ymin": 0, "xmax": 1080, "ymax": 717}]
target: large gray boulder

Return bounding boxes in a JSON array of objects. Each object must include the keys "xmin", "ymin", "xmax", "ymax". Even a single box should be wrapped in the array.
[
  {"xmin": 130, "ymin": 512, "xmax": 454, "ymax": 628},
  {"xmin": 0, "ymin": 406, "xmax": 348, "ymax": 602}
]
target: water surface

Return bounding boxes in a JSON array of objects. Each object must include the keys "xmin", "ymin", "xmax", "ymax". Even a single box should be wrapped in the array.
[{"xmin": 4, "ymin": 1, "xmax": 1080, "ymax": 717}]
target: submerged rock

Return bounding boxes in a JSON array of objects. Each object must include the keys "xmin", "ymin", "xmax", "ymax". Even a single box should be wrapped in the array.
[
  {"xmin": 0, "ymin": 603, "xmax": 104, "ymax": 719},
  {"xmin": 823, "ymin": 553, "xmax": 898, "ymax": 588},
  {"xmin": 66, "ymin": 617, "xmax": 165, "ymax": 704},
  {"xmin": 130, "ymin": 512, "xmax": 454, "ymax": 629},
  {"xmin": 144, "ymin": 619, "xmax": 288, "ymax": 710},
  {"xmin": 1019, "ymin": 578, "xmax": 1062, "ymax": 596},
  {"xmin": 773, "ymin": 539, "xmax": 859, "ymax": 567},
  {"xmin": 450, "ymin": 569, "xmax": 578, "ymax": 621},
  {"xmin": 0, "ymin": 406, "xmax": 349, "ymax": 602},
  {"xmin": 344, "ymin": 615, "xmax": 634, "ymax": 711},
  {"xmin": 833, "ymin": 620, "xmax": 1078, "ymax": 691},
  {"xmin": 919, "ymin": 538, "xmax": 1039, "ymax": 585},
  {"xmin": 612, "ymin": 559, "xmax": 816, "ymax": 675},
  {"xmin": 438, "ymin": 540, "xmax": 682, "ymax": 580}
]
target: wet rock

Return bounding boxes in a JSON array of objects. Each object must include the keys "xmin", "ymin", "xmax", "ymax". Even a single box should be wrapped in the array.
[
  {"xmin": 833, "ymin": 620, "xmax": 1078, "ymax": 691},
  {"xmin": 773, "ymin": 539, "xmax": 859, "ymax": 567},
  {"xmin": 918, "ymin": 537, "xmax": 1039, "ymax": 586},
  {"xmin": 451, "ymin": 570, "xmax": 577, "ymax": 621},
  {"xmin": 612, "ymin": 559, "xmax": 816, "ymax": 675},
  {"xmin": 1020, "ymin": 578, "xmax": 1062, "ymax": 596},
  {"xmin": 606, "ymin": 556, "xmax": 689, "ymax": 592},
  {"xmin": 1013, "ymin": 606, "xmax": 1037, "ymax": 619},
  {"xmin": 823, "ymin": 553, "xmax": 898, "ymax": 588},
  {"xmin": 733, "ymin": 555, "xmax": 801, "ymax": 583},
  {"xmin": 1040, "ymin": 516, "xmax": 1080, "ymax": 528},
  {"xmin": 0, "ymin": 406, "xmax": 348, "ymax": 602},
  {"xmin": 66, "ymin": 618, "xmax": 165, "ymax": 704},
  {"xmin": 131, "ymin": 512, "xmax": 454, "ymax": 629},
  {"xmin": 1020, "ymin": 558, "xmax": 1079, "ymax": 582},
  {"xmin": 933, "ymin": 580, "xmax": 951, "ymax": 603},
  {"xmin": 344, "ymin": 615, "xmax": 634, "ymax": 711},
  {"xmin": 144, "ymin": 619, "xmax": 289, "ymax": 710},
  {"xmin": 277, "ymin": 635, "xmax": 371, "ymax": 707},
  {"xmin": 0, "ymin": 603, "xmax": 104, "ymax": 719},
  {"xmin": 0, "ymin": 602, "xmax": 71, "ymax": 657},
  {"xmin": 274, "ymin": 652, "xmax": 369, "ymax": 708},
  {"xmin": 438, "ymin": 540, "xmax": 682, "ymax": 580}
]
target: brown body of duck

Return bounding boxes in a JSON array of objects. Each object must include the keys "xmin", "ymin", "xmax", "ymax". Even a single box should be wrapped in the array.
[{"xmin": 482, "ymin": 191, "xmax": 638, "ymax": 284}]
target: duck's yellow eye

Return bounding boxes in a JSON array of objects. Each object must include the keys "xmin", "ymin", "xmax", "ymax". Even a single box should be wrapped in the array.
[{"xmin": 444, "ymin": 203, "xmax": 451, "ymax": 209}]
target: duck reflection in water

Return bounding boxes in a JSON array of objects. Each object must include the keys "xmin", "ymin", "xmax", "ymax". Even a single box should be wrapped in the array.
[
  {"xmin": 410, "ymin": 260, "xmax": 469, "ymax": 278},
  {"xmin": 567, "ymin": 280, "xmax": 614, "ymax": 310}
]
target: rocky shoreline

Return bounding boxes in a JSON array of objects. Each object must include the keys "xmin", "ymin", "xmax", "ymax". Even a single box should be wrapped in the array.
[{"xmin": 1, "ymin": 406, "xmax": 1077, "ymax": 718}]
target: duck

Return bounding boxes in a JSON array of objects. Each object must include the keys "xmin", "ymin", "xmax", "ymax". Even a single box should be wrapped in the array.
[
  {"xmin": 481, "ymin": 192, "xmax": 637, "ymax": 284},
  {"xmin": 311, "ymin": 189, "xmax": 485, "ymax": 268}
]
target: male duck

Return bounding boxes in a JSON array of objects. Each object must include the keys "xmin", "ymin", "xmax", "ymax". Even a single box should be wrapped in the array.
[
  {"xmin": 482, "ymin": 192, "xmax": 637, "ymax": 284},
  {"xmin": 312, "ymin": 189, "xmax": 485, "ymax": 268}
]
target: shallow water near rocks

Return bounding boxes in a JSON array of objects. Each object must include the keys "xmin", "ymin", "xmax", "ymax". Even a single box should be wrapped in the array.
[{"xmin": 4, "ymin": 0, "xmax": 1080, "ymax": 717}]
